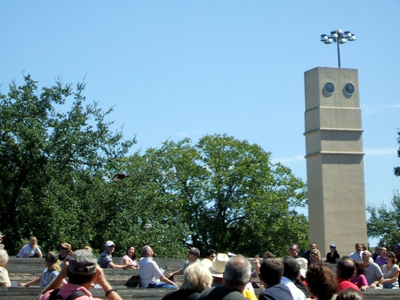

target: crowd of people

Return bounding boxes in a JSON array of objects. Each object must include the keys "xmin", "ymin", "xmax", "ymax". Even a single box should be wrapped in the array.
[{"xmin": 0, "ymin": 235, "xmax": 400, "ymax": 300}]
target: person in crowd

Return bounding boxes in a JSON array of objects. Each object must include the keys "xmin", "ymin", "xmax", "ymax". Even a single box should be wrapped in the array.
[
  {"xmin": 382, "ymin": 251, "xmax": 399, "ymax": 289},
  {"xmin": 252, "ymin": 251, "xmax": 275, "ymax": 280},
  {"xmin": 198, "ymin": 255, "xmax": 250, "ymax": 300},
  {"xmin": 162, "ymin": 263, "xmax": 213, "ymax": 300},
  {"xmin": 120, "ymin": 245, "xmax": 139, "ymax": 269},
  {"xmin": 371, "ymin": 245, "xmax": 382, "ymax": 262},
  {"xmin": 326, "ymin": 244, "xmax": 340, "ymax": 264},
  {"xmin": 349, "ymin": 243, "xmax": 363, "ymax": 262},
  {"xmin": 336, "ymin": 288, "xmax": 365, "ymax": 300},
  {"xmin": 281, "ymin": 257, "xmax": 306, "ymax": 300},
  {"xmin": 201, "ymin": 249, "xmax": 217, "ymax": 268},
  {"xmin": 302, "ymin": 243, "xmax": 316, "ymax": 263},
  {"xmin": 19, "ymin": 251, "xmax": 65, "ymax": 287},
  {"xmin": 295, "ymin": 258, "xmax": 311, "ymax": 299},
  {"xmin": 258, "ymin": 258, "xmax": 292, "ymax": 300},
  {"xmin": 16, "ymin": 236, "xmax": 42, "ymax": 258},
  {"xmin": 350, "ymin": 261, "xmax": 369, "ymax": 291},
  {"xmin": 288, "ymin": 244, "xmax": 300, "ymax": 258},
  {"xmin": 168, "ymin": 247, "xmax": 201, "ymax": 279},
  {"xmin": 38, "ymin": 249, "xmax": 124, "ymax": 300},
  {"xmin": 139, "ymin": 245, "xmax": 178, "ymax": 289},
  {"xmin": 59, "ymin": 243, "xmax": 73, "ymax": 263},
  {"xmin": 306, "ymin": 261, "xmax": 338, "ymax": 300},
  {"xmin": 375, "ymin": 246, "xmax": 387, "ymax": 267},
  {"xmin": 394, "ymin": 243, "xmax": 400, "ymax": 263},
  {"xmin": 209, "ymin": 253, "xmax": 230, "ymax": 287},
  {"xmin": 98, "ymin": 241, "xmax": 135, "ymax": 269},
  {"xmin": 0, "ymin": 249, "xmax": 11, "ymax": 287},
  {"xmin": 310, "ymin": 249, "xmax": 322, "ymax": 265},
  {"xmin": 336, "ymin": 257, "xmax": 360, "ymax": 292},
  {"xmin": 362, "ymin": 250, "xmax": 383, "ymax": 288},
  {"xmin": 84, "ymin": 246, "xmax": 93, "ymax": 252},
  {"xmin": 210, "ymin": 253, "xmax": 229, "ymax": 287},
  {"xmin": 0, "ymin": 233, "xmax": 4, "ymax": 250}
]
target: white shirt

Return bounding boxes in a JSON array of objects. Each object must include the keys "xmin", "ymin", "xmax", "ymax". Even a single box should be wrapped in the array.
[
  {"xmin": 138, "ymin": 257, "xmax": 164, "ymax": 288},
  {"xmin": 280, "ymin": 276, "xmax": 306, "ymax": 300}
]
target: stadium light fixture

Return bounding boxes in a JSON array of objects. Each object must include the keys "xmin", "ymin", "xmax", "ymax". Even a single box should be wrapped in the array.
[{"xmin": 320, "ymin": 29, "xmax": 356, "ymax": 68}]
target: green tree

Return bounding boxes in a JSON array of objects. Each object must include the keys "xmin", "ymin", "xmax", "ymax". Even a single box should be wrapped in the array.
[
  {"xmin": 0, "ymin": 75, "xmax": 136, "ymax": 254},
  {"xmin": 367, "ymin": 192, "xmax": 400, "ymax": 249},
  {"xmin": 125, "ymin": 135, "xmax": 309, "ymax": 257},
  {"xmin": 395, "ymin": 131, "xmax": 400, "ymax": 176}
]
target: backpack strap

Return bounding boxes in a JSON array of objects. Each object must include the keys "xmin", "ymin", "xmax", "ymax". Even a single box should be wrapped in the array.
[{"xmin": 48, "ymin": 289, "xmax": 87, "ymax": 300}]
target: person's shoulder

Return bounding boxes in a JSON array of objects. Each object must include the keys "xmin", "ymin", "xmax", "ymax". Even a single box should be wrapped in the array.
[{"xmin": 260, "ymin": 284, "xmax": 292, "ymax": 300}]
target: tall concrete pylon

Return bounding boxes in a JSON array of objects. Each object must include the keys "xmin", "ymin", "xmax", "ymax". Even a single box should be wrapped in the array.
[{"xmin": 304, "ymin": 67, "xmax": 367, "ymax": 257}]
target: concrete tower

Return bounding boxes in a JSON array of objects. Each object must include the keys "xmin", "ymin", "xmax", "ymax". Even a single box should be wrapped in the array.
[{"xmin": 304, "ymin": 67, "xmax": 367, "ymax": 257}]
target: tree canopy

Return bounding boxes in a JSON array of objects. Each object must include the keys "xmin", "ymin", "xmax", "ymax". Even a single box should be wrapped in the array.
[{"xmin": 0, "ymin": 74, "xmax": 309, "ymax": 257}]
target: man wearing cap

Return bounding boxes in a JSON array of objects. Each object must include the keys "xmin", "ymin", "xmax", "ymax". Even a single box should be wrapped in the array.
[
  {"xmin": 326, "ymin": 244, "xmax": 340, "ymax": 264},
  {"xmin": 98, "ymin": 241, "xmax": 134, "ymax": 269},
  {"xmin": 167, "ymin": 247, "xmax": 201, "ymax": 279},
  {"xmin": 59, "ymin": 243, "xmax": 73, "ymax": 263},
  {"xmin": 38, "ymin": 249, "xmax": 123, "ymax": 300},
  {"xmin": 139, "ymin": 245, "xmax": 178, "ymax": 289}
]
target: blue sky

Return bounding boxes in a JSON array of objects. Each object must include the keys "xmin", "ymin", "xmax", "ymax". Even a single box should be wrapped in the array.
[{"xmin": 1, "ymin": 1, "xmax": 399, "ymax": 247}]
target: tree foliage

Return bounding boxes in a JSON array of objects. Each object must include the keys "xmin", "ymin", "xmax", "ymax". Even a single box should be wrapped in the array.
[
  {"xmin": 395, "ymin": 131, "xmax": 400, "ymax": 177},
  {"xmin": 367, "ymin": 192, "xmax": 400, "ymax": 249},
  {"xmin": 121, "ymin": 135, "xmax": 309, "ymax": 257},
  {"xmin": 0, "ymin": 75, "xmax": 136, "ymax": 254}
]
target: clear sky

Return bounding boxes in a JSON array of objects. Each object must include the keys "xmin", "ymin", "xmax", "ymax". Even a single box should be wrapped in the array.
[{"xmin": 1, "ymin": 1, "xmax": 399, "ymax": 247}]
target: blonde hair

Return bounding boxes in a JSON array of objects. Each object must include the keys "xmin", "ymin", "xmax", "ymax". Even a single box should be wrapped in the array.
[
  {"xmin": 181, "ymin": 263, "xmax": 213, "ymax": 292},
  {"xmin": 311, "ymin": 249, "xmax": 322, "ymax": 262},
  {"xmin": 0, "ymin": 249, "xmax": 9, "ymax": 267},
  {"xmin": 44, "ymin": 251, "xmax": 61, "ymax": 272}
]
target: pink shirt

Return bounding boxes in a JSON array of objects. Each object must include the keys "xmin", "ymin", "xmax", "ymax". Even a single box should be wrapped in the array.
[
  {"xmin": 38, "ymin": 284, "xmax": 101, "ymax": 300},
  {"xmin": 350, "ymin": 274, "xmax": 369, "ymax": 289}
]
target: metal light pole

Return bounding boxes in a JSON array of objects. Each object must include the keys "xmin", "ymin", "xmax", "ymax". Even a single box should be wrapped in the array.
[{"xmin": 320, "ymin": 29, "xmax": 356, "ymax": 68}]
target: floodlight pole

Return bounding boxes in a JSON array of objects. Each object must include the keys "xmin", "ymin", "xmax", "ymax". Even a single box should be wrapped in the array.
[{"xmin": 320, "ymin": 30, "xmax": 356, "ymax": 68}]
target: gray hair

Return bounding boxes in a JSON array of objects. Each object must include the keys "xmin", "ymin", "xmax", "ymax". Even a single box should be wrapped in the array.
[
  {"xmin": 223, "ymin": 255, "xmax": 251, "ymax": 286},
  {"xmin": 0, "ymin": 249, "xmax": 9, "ymax": 267},
  {"xmin": 141, "ymin": 245, "xmax": 152, "ymax": 257},
  {"xmin": 181, "ymin": 263, "xmax": 212, "ymax": 292}
]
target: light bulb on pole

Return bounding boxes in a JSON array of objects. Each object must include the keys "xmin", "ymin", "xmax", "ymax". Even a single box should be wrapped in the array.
[{"xmin": 320, "ymin": 29, "xmax": 356, "ymax": 68}]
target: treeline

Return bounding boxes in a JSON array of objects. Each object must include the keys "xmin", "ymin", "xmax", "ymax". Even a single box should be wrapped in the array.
[{"xmin": 0, "ymin": 75, "xmax": 309, "ymax": 258}]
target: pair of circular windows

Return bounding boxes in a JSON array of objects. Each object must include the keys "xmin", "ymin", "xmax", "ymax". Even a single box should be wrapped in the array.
[{"xmin": 323, "ymin": 82, "xmax": 355, "ymax": 97}]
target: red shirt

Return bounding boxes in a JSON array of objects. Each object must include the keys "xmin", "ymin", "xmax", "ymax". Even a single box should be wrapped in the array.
[{"xmin": 337, "ymin": 277, "xmax": 360, "ymax": 292}]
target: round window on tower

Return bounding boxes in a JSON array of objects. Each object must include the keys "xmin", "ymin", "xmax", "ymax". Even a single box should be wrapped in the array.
[
  {"xmin": 323, "ymin": 82, "xmax": 335, "ymax": 97},
  {"xmin": 343, "ymin": 83, "xmax": 355, "ymax": 97}
]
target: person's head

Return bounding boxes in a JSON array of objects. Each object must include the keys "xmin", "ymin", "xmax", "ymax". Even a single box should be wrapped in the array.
[
  {"xmin": 67, "ymin": 249, "xmax": 98, "ymax": 285},
  {"xmin": 104, "ymin": 241, "xmax": 115, "ymax": 254},
  {"xmin": 188, "ymin": 247, "xmax": 200, "ymax": 262},
  {"xmin": 223, "ymin": 255, "xmax": 251, "ymax": 288},
  {"xmin": 354, "ymin": 261, "xmax": 365, "ymax": 275},
  {"xmin": 310, "ymin": 249, "xmax": 321, "ymax": 263},
  {"xmin": 262, "ymin": 251, "xmax": 275, "ymax": 260},
  {"xmin": 309, "ymin": 243, "xmax": 317, "ymax": 250},
  {"xmin": 337, "ymin": 257, "xmax": 356, "ymax": 280},
  {"xmin": 0, "ymin": 233, "xmax": 3, "ymax": 243},
  {"xmin": 84, "ymin": 246, "xmax": 92, "ymax": 252},
  {"xmin": 259, "ymin": 258, "xmax": 284, "ymax": 287},
  {"xmin": 181, "ymin": 262, "xmax": 213, "ymax": 292},
  {"xmin": 60, "ymin": 243, "xmax": 73, "ymax": 255},
  {"xmin": 45, "ymin": 251, "xmax": 61, "ymax": 272},
  {"xmin": 210, "ymin": 253, "xmax": 229, "ymax": 278},
  {"xmin": 330, "ymin": 244, "xmax": 337, "ymax": 252},
  {"xmin": 336, "ymin": 288, "xmax": 365, "ymax": 300},
  {"xmin": 29, "ymin": 236, "xmax": 37, "ymax": 247},
  {"xmin": 355, "ymin": 243, "xmax": 363, "ymax": 253},
  {"xmin": 206, "ymin": 249, "xmax": 217, "ymax": 261},
  {"xmin": 380, "ymin": 247, "xmax": 387, "ymax": 257},
  {"xmin": 361, "ymin": 250, "xmax": 371, "ymax": 264},
  {"xmin": 126, "ymin": 246, "xmax": 137, "ymax": 259},
  {"xmin": 386, "ymin": 251, "xmax": 398, "ymax": 265},
  {"xmin": 141, "ymin": 245, "xmax": 153, "ymax": 257},
  {"xmin": 306, "ymin": 261, "xmax": 338, "ymax": 300},
  {"xmin": 374, "ymin": 245, "xmax": 382, "ymax": 254},
  {"xmin": 283, "ymin": 257, "xmax": 301, "ymax": 281},
  {"xmin": 289, "ymin": 244, "xmax": 299, "ymax": 258},
  {"xmin": 394, "ymin": 245, "xmax": 400, "ymax": 254},
  {"xmin": 0, "ymin": 249, "xmax": 9, "ymax": 267}
]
